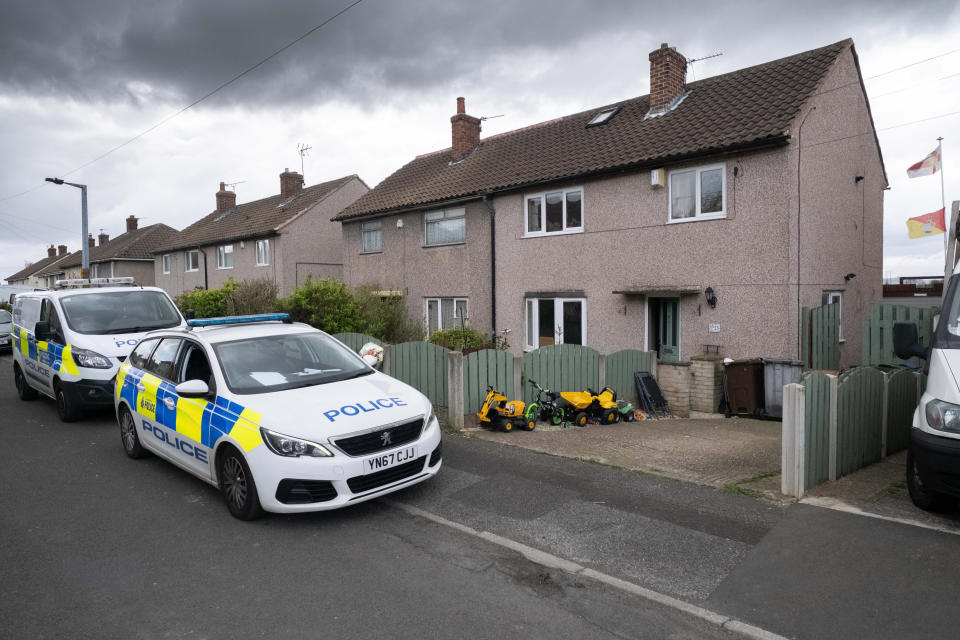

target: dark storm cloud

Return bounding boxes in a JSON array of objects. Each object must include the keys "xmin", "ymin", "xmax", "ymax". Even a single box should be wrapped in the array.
[{"xmin": 0, "ymin": 0, "xmax": 956, "ymax": 108}]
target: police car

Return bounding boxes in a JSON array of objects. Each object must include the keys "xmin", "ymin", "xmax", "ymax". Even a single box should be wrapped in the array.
[
  {"xmin": 114, "ymin": 314, "xmax": 442, "ymax": 519},
  {"xmin": 11, "ymin": 279, "xmax": 185, "ymax": 421}
]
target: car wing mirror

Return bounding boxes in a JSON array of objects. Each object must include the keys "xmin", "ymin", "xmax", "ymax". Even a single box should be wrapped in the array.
[
  {"xmin": 893, "ymin": 322, "xmax": 927, "ymax": 360},
  {"xmin": 176, "ymin": 379, "xmax": 210, "ymax": 398}
]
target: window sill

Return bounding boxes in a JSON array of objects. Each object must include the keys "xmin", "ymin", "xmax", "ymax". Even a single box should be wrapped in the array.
[
  {"xmin": 162, "ymin": 272, "xmax": 170, "ymax": 275},
  {"xmin": 523, "ymin": 227, "xmax": 584, "ymax": 238},
  {"xmin": 217, "ymin": 267, "xmax": 234, "ymax": 270},
  {"xmin": 255, "ymin": 263, "xmax": 270, "ymax": 267},
  {"xmin": 666, "ymin": 214, "xmax": 726, "ymax": 225},
  {"xmin": 422, "ymin": 241, "xmax": 466, "ymax": 249},
  {"xmin": 359, "ymin": 251, "xmax": 382, "ymax": 256},
  {"xmin": 185, "ymin": 269, "xmax": 199, "ymax": 273}
]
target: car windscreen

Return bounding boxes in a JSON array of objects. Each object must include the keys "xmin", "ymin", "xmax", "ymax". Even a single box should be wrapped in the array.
[
  {"xmin": 213, "ymin": 331, "xmax": 372, "ymax": 395},
  {"xmin": 0, "ymin": 309, "xmax": 10, "ymax": 324},
  {"xmin": 59, "ymin": 291, "xmax": 182, "ymax": 335}
]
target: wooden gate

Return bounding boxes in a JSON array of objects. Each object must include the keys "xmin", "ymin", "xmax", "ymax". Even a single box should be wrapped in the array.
[
  {"xmin": 463, "ymin": 349, "xmax": 514, "ymax": 414},
  {"xmin": 332, "ymin": 332, "xmax": 382, "ymax": 352},
  {"xmin": 522, "ymin": 344, "xmax": 600, "ymax": 404},
  {"xmin": 386, "ymin": 341, "xmax": 450, "ymax": 407},
  {"xmin": 604, "ymin": 349, "xmax": 655, "ymax": 407},
  {"xmin": 801, "ymin": 304, "xmax": 840, "ymax": 371},
  {"xmin": 836, "ymin": 367, "xmax": 885, "ymax": 477}
]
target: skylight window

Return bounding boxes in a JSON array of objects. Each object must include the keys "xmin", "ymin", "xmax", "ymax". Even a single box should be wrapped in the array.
[{"xmin": 587, "ymin": 107, "xmax": 619, "ymax": 127}]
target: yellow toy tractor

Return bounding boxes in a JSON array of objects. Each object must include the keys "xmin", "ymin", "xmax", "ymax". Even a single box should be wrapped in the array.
[
  {"xmin": 477, "ymin": 386, "xmax": 535, "ymax": 432},
  {"xmin": 559, "ymin": 387, "xmax": 633, "ymax": 426}
]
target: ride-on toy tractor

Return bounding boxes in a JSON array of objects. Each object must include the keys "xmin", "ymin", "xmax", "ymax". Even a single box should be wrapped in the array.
[
  {"xmin": 477, "ymin": 386, "xmax": 535, "ymax": 432},
  {"xmin": 559, "ymin": 387, "xmax": 635, "ymax": 425}
]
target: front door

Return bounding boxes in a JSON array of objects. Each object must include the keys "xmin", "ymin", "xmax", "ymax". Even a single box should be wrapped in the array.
[{"xmin": 652, "ymin": 298, "xmax": 680, "ymax": 362}]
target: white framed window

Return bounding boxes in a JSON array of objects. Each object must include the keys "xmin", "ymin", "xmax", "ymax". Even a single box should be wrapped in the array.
[
  {"xmin": 161, "ymin": 254, "xmax": 170, "ymax": 274},
  {"xmin": 185, "ymin": 250, "xmax": 199, "ymax": 272},
  {"xmin": 424, "ymin": 207, "xmax": 466, "ymax": 246},
  {"xmin": 823, "ymin": 291, "xmax": 844, "ymax": 342},
  {"xmin": 90, "ymin": 263, "xmax": 99, "ymax": 278},
  {"xmin": 256, "ymin": 239, "xmax": 270, "ymax": 266},
  {"xmin": 668, "ymin": 163, "xmax": 726, "ymax": 222},
  {"xmin": 217, "ymin": 244, "xmax": 234, "ymax": 269},
  {"xmin": 524, "ymin": 187, "xmax": 583, "ymax": 236},
  {"xmin": 425, "ymin": 297, "xmax": 467, "ymax": 335},
  {"xmin": 362, "ymin": 220, "xmax": 382, "ymax": 253},
  {"xmin": 524, "ymin": 297, "xmax": 587, "ymax": 350}
]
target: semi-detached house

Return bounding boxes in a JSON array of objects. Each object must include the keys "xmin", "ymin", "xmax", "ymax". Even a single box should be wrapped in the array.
[
  {"xmin": 336, "ymin": 39, "xmax": 886, "ymax": 369},
  {"xmin": 154, "ymin": 170, "xmax": 368, "ymax": 298}
]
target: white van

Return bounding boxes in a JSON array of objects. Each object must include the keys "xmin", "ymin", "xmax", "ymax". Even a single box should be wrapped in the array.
[
  {"xmin": 894, "ymin": 283, "xmax": 960, "ymax": 511},
  {"xmin": 11, "ymin": 280, "xmax": 185, "ymax": 421}
]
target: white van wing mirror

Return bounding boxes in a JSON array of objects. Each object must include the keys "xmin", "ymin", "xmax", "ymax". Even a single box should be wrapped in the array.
[
  {"xmin": 176, "ymin": 379, "xmax": 210, "ymax": 398},
  {"xmin": 893, "ymin": 322, "xmax": 927, "ymax": 360}
]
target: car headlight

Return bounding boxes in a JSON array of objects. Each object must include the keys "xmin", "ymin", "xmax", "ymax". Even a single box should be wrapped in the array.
[
  {"xmin": 72, "ymin": 348, "xmax": 112, "ymax": 369},
  {"xmin": 424, "ymin": 404, "xmax": 436, "ymax": 429},
  {"xmin": 260, "ymin": 427, "xmax": 333, "ymax": 458},
  {"xmin": 925, "ymin": 399, "xmax": 960, "ymax": 434}
]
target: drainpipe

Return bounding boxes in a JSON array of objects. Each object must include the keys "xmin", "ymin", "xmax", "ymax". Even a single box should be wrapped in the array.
[
  {"xmin": 482, "ymin": 193, "xmax": 496, "ymax": 333},
  {"xmin": 197, "ymin": 246, "xmax": 209, "ymax": 290},
  {"xmin": 796, "ymin": 106, "xmax": 815, "ymax": 360}
]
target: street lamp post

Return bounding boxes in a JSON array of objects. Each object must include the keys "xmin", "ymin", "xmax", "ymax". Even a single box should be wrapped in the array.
[{"xmin": 45, "ymin": 177, "xmax": 89, "ymax": 278}]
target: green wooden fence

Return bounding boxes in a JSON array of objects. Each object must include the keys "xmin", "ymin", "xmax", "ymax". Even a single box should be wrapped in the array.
[
  {"xmin": 801, "ymin": 304, "xmax": 840, "ymax": 371},
  {"xmin": 861, "ymin": 304, "xmax": 936, "ymax": 367},
  {"xmin": 463, "ymin": 349, "xmax": 514, "ymax": 414},
  {"xmin": 836, "ymin": 367, "xmax": 885, "ymax": 477},
  {"xmin": 886, "ymin": 368, "xmax": 919, "ymax": 455},
  {"xmin": 386, "ymin": 341, "xmax": 450, "ymax": 407},
  {"xmin": 802, "ymin": 371, "xmax": 832, "ymax": 489},
  {"xmin": 332, "ymin": 332, "xmax": 382, "ymax": 352},
  {"xmin": 522, "ymin": 344, "xmax": 600, "ymax": 405},
  {"xmin": 605, "ymin": 349, "xmax": 655, "ymax": 407}
]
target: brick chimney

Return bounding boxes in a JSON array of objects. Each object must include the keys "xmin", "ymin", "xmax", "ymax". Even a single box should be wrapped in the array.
[
  {"xmin": 216, "ymin": 182, "xmax": 237, "ymax": 213},
  {"xmin": 280, "ymin": 169, "xmax": 303, "ymax": 200},
  {"xmin": 88, "ymin": 234, "xmax": 95, "ymax": 249},
  {"xmin": 450, "ymin": 97, "xmax": 481, "ymax": 160},
  {"xmin": 648, "ymin": 43, "xmax": 687, "ymax": 113},
  {"xmin": 57, "ymin": 244, "xmax": 67, "ymax": 256},
  {"xmin": 126, "ymin": 215, "xmax": 138, "ymax": 232},
  {"xmin": 47, "ymin": 244, "xmax": 56, "ymax": 258},
  {"xmin": 98, "ymin": 230, "xmax": 109, "ymax": 246}
]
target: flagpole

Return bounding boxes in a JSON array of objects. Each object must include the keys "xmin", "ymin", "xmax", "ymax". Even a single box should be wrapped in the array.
[{"xmin": 939, "ymin": 137, "xmax": 946, "ymax": 256}]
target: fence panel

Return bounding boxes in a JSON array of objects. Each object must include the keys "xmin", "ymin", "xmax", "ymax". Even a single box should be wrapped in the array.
[
  {"xmin": 522, "ymin": 344, "xmax": 600, "ymax": 405},
  {"xmin": 604, "ymin": 349, "xmax": 655, "ymax": 407},
  {"xmin": 463, "ymin": 349, "xmax": 515, "ymax": 414},
  {"xmin": 811, "ymin": 304, "xmax": 839, "ymax": 370},
  {"xmin": 333, "ymin": 332, "xmax": 383, "ymax": 352},
  {"xmin": 386, "ymin": 341, "xmax": 449, "ymax": 407},
  {"xmin": 886, "ymin": 369, "xmax": 920, "ymax": 455},
  {"xmin": 861, "ymin": 304, "xmax": 936, "ymax": 367},
  {"xmin": 836, "ymin": 367, "xmax": 885, "ymax": 477},
  {"xmin": 802, "ymin": 371, "xmax": 832, "ymax": 489}
]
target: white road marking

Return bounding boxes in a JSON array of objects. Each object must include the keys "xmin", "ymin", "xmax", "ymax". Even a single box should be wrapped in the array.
[
  {"xmin": 800, "ymin": 496, "xmax": 960, "ymax": 536},
  {"xmin": 386, "ymin": 499, "xmax": 790, "ymax": 640}
]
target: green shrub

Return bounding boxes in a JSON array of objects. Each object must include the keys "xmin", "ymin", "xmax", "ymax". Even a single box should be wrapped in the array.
[
  {"xmin": 0, "ymin": 301, "xmax": 11, "ymax": 313},
  {"xmin": 175, "ymin": 278, "xmax": 239, "ymax": 318},
  {"xmin": 353, "ymin": 286, "xmax": 424, "ymax": 344},
  {"xmin": 223, "ymin": 278, "xmax": 277, "ymax": 316},
  {"xmin": 277, "ymin": 277, "xmax": 362, "ymax": 334},
  {"xmin": 428, "ymin": 328, "xmax": 486, "ymax": 352}
]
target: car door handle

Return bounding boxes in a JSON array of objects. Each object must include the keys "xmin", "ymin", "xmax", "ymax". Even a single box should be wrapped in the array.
[
  {"xmin": 137, "ymin": 382, "xmax": 145, "ymax": 392},
  {"xmin": 163, "ymin": 397, "xmax": 176, "ymax": 411}
]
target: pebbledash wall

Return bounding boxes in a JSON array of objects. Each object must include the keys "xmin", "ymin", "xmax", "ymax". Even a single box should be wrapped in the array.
[
  {"xmin": 156, "ymin": 177, "xmax": 368, "ymax": 298},
  {"xmin": 341, "ymin": 45, "xmax": 883, "ymax": 396}
]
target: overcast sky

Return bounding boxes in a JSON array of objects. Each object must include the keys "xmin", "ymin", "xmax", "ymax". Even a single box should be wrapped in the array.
[{"xmin": 2, "ymin": 0, "xmax": 960, "ymax": 282}]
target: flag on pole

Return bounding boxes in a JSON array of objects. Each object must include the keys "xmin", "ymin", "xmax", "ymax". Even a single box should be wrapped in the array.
[
  {"xmin": 907, "ymin": 144, "xmax": 942, "ymax": 178},
  {"xmin": 906, "ymin": 207, "xmax": 946, "ymax": 238}
]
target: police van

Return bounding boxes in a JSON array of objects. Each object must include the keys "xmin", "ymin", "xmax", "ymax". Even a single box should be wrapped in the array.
[
  {"xmin": 11, "ymin": 278, "xmax": 185, "ymax": 421},
  {"xmin": 114, "ymin": 314, "xmax": 442, "ymax": 519}
]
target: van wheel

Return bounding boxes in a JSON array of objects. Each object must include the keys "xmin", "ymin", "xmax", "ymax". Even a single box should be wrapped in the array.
[
  {"xmin": 14, "ymin": 365, "xmax": 38, "ymax": 401},
  {"xmin": 119, "ymin": 405, "xmax": 148, "ymax": 459},
  {"xmin": 907, "ymin": 448, "xmax": 949, "ymax": 511},
  {"xmin": 218, "ymin": 446, "xmax": 263, "ymax": 521},
  {"xmin": 54, "ymin": 381, "xmax": 81, "ymax": 423}
]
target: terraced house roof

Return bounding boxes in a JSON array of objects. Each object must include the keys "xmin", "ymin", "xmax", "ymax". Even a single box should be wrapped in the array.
[
  {"xmin": 337, "ymin": 39, "xmax": 854, "ymax": 220},
  {"xmin": 155, "ymin": 175, "xmax": 357, "ymax": 253},
  {"xmin": 37, "ymin": 223, "xmax": 179, "ymax": 276},
  {"xmin": 5, "ymin": 252, "xmax": 70, "ymax": 283}
]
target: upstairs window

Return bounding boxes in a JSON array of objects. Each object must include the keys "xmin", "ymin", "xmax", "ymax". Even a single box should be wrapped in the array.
[
  {"xmin": 424, "ymin": 208, "xmax": 465, "ymax": 246},
  {"xmin": 669, "ymin": 163, "xmax": 725, "ymax": 222},
  {"xmin": 362, "ymin": 220, "xmax": 382, "ymax": 253},
  {"xmin": 185, "ymin": 250, "xmax": 199, "ymax": 272},
  {"xmin": 256, "ymin": 239, "xmax": 270, "ymax": 266},
  {"xmin": 525, "ymin": 187, "xmax": 583, "ymax": 236},
  {"xmin": 217, "ymin": 244, "xmax": 234, "ymax": 269}
]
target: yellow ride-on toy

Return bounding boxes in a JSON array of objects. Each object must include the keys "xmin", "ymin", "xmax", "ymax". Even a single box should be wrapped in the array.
[
  {"xmin": 477, "ymin": 386, "xmax": 535, "ymax": 432},
  {"xmin": 559, "ymin": 387, "xmax": 627, "ymax": 426}
]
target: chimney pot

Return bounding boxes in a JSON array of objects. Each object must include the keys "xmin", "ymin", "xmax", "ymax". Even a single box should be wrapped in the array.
[
  {"xmin": 47, "ymin": 244, "xmax": 56, "ymax": 258},
  {"xmin": 648, "ymin": 43, "xmax": 687, "ymax": 113},
  {"xmin": 126, "ymin": 215, "xmax": 138, "ymax": 232},
  {"xmin": 58, "ymin": 244, "xmax": 67, "ymax": 256},
  {"xmin": 88, "ymin": 234, "xmax": 95, "ymax": 249},
  {"xmin": 216, "ymin": 182, "xmax": 237, "ymax": 213},
  {"xmin": 280, "ymin": 169, "xmax": 304, "ymax": 200},
  {"xmin": 450, "ymin": 97, "xmax": 481, "ymax": 160},
  {"xmin": 98, "ymin": 230, "xmax": 109, "ymax": 246}
]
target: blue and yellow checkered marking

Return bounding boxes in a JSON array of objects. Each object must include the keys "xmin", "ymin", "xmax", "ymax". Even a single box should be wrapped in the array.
[
  {"xmin": 119, "ymin": 363, "xmax": 263, "ymax": 453},
  {"xmin": 13, "ymin": 325, "xmax": 79, "ymax": 376}
]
